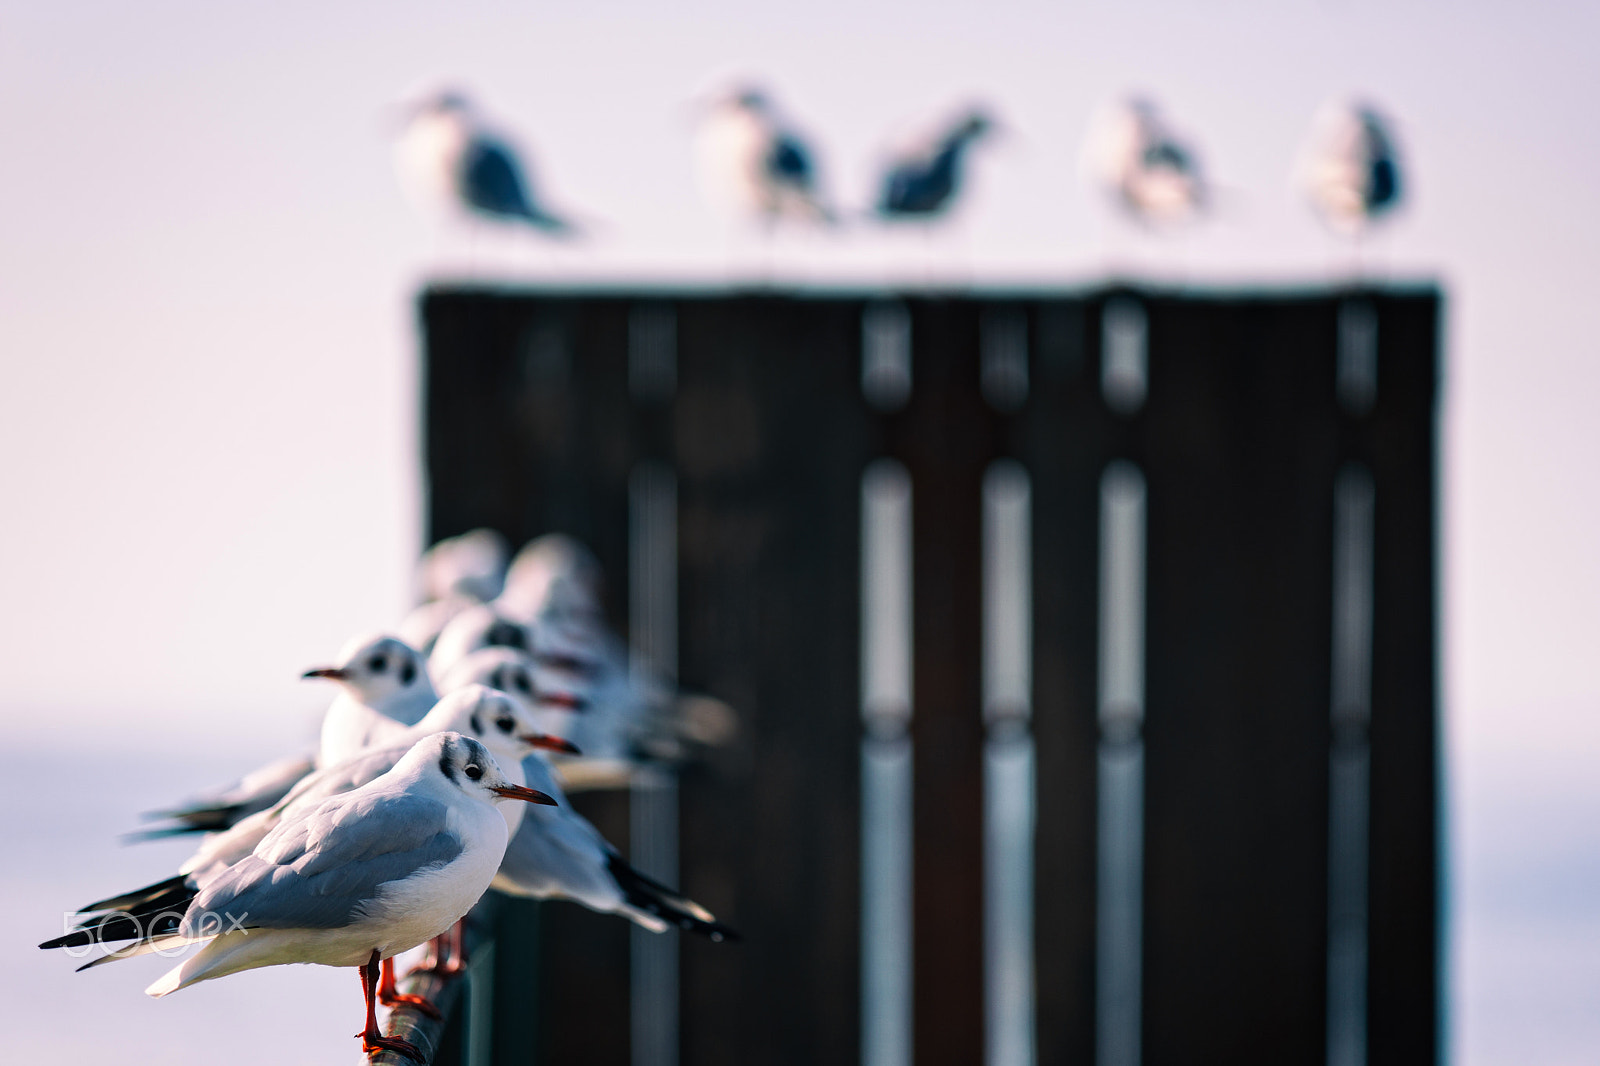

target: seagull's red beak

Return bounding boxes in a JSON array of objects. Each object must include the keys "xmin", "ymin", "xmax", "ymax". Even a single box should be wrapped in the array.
[
  {"xmin": 538, "ymin": 692, "xmax": 589, "ymax": 712},
  {"xmin": 522, "ymin": 733, "xmax": 582, "ymax": 756},
  {"xmin": 302, "ymin": 667, "xmax": 349, "ymax": 681},
  {"xmin": 490, "ymin": 784, "xmax": 558, "ymax": 806}
]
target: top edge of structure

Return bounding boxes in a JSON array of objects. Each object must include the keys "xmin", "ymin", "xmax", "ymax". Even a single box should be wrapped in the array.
[{"xmin": 417, "ymin": 278, "xmax": 1445, "ymax": 306}]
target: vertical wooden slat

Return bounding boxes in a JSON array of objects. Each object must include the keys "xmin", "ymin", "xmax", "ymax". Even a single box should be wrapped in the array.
[
  {"xmin": 674, "ymin": 297, "xmax": 870, "ymax": 1066},
  {"xmin": 1025, "ymin": 298, "xmax": 1105, "ymax": 1066},
  {"xmin": 1364, "ymin": 292, "xmax": 1440, "ymax": 1066},
  {"xmin": 1139, "ymin": 295, "xmax": 1340, "ymax": 1065},
  {"xmin": 887, "ymin": 299, "xmax": 995, "ymax": 1066}
]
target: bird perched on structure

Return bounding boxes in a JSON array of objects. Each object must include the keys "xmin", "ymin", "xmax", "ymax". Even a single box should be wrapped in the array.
[
  {"xmin": 48, "ymin": 733, "xmax": 553, "ymax": 1063},
  {"xmin": 398, "ymin": 527, "xmax": 510, "ymax": 655},
  {"xmin": 1085, "ymin": 95, "xmax": 1208, "ymax": 227},
  {"xmin": 136, "ymin": 633, "xmax": 438, "ymax": 840},
  {"xmin": 310, "ymin": 634, "xmax": 439, "ymax": 767},
  {"xmin": 498, "ymin": 533, "xmax": 739, "ymax": 787},
  {"xmin": 694, "ymin": 85, "xmax": 834, "ymax": 227},
  {"xmin": 494, "ymin": 728, "xmax": 739, "ymax": 941},
  {"xmin": 50, "ymin": 689, "xmax": 571, "ymax": 952},
  {"xmin": 875, "ymin": 106, "xmax": 998, "ymax": 220},
  {"xmin": 1299, "ymin": 99, "xmax": 1405, "ymax": 235},
  {"xmin": 395, "ymin": 87, "xmax": 577, "ymax": 234}
]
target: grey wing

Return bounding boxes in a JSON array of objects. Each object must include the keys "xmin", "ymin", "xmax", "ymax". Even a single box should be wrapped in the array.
[
  {"xmin": 496, "ymin": 795, "xmax": 619, "ymax": 906},
  {"xmin": 187, "ymin": 791, "xmax": 462, "ymax": 933},
  {"xmin": 276, "ymin": 744, "xmax": 412, "ymax": 811}
]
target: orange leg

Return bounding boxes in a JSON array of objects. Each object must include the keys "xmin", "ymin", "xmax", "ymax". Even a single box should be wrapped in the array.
[
  {"xmin": 378, "ymin": 955, "xmax": 443, "ymax": 1020},
  {"xmin": 357, "ymin": 950, "xmax": 424, "ymax": 1061}
]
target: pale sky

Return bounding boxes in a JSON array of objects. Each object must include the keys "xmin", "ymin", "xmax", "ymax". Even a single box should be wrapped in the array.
[{"xmin": 1, "ymin": 1, "xmax": 1596, "ymax": 1062}]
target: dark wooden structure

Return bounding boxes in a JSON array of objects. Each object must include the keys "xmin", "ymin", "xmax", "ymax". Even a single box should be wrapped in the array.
[{"xmin": 417, "ymin": 284, "xmax": 1441, "ymax": 1066}]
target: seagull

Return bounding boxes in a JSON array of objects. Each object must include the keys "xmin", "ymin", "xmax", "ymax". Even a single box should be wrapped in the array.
[
  {"xmin": 497, "ymin": 533, "xmax": 605, "ymax": 626},
  {"xmin": 49, "ymin": 688, "xmax": 575, "ymax": 951},
  {"xmin": 417, "ymin": 528, "xmax": 508, "ymax": 604},
  {"xmin": 135, "ymin": 634, "xmax": 438, "ymax": 841},
  {"xmin": 497, "ymin": 536, "xmax": 649, "ymax": 777},
  {"xmin": 694, "ymin": 85, "xmax": 834, "ymax": 227},
  {"xmin": 495, "ymin": 737, "xmax": 739, "ymax": 942},
  {"xmin": 875, "ymin": 106, "xmax": 998, "ymax": 220},
  {"xmin": 1085, "ymin": 95, "xmax": 1208, "ymax": 227},
  {"xmin": 498, "ymin": 534, "xmax": 737, "ymax": 787},
  {"xmin": 397, "ymin": 528, "xmax": 510, "ymax": 655},
  {"xmin": 428, "ymin": 603, "xmax": 536, "ymax": 681},
  {"xmin": 437, "ymin": 645, "xmax": 590, "ymax": 722},
  {"xmin": 1299, "ymin": 99, "xmax": 1404, "ymax": 235},
  {"xmin": 396, "ymin": 87, "xmax": 577, "ymax": 235},
  {"xmin": 311, "ymin": 634, "xmax": 438, "ymax": 767},
  {"xmin": 50, "ymin": 733, "xmax": 554, "ymax": 1063}
]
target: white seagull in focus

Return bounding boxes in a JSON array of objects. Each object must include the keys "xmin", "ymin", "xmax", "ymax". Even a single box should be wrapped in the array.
[
  {"xmin": 48, "ymin": 733, "xmax": 553, "ymax": 1063},
  {"xmin": 695, "ymin": 85, "xmax": 834, "ymax": 227},
  {"xmin": 51, "ymin": 688, "xmax": 574, "ymax": 953},
  {"xmin": 1086, "ymin": 96, "xmax": 1209, "ymax": 227},
  {"xmin": 396, "ymin": 88, "xmax": 577, "ymax": 235},
  {"xmin": 1299, "ymin": 98, "xmax": 1405, "ymax": 236}
]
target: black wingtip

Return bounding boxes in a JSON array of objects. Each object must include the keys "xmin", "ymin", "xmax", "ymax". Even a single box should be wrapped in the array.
[{"xmin": 606, "ymin": 853, "xmax": 742, "ymax": 944}]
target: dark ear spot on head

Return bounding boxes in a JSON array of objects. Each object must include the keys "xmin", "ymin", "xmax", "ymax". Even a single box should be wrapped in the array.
[
  {"xmin": 469, "ymin": 711, "xmax": 483, "ymax": 736},
  {"xmin": 486, "ymin": 621, "xmax": 528, "ymax": 651},
  {"xmin": 400, "ymin": 659, "xmax": 417, "ymax": 685},
  {"xmin": 438, "ymin": 737, "xmax": 457, "ymax": 782}
]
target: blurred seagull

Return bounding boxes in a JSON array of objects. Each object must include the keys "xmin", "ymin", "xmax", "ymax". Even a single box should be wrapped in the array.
[
  {"xmin": 428, "ymin": 602, "xmax": 537, "ymax": 680},
  {"xmin": 396, "ymin": 87, "xmax": 577, "ymax": 235},
  {"xmin": 875, "ymin": 106, "xmax": 998, "ymax": 220},
  {"xmin": 398, "ymin": 527, "xmax": 510, "ymax": 655},
  {"xmin": 49, "ymin": 733, "xmax": 552, "ymax": 1062},
  {"xmin": 1300, "ymin": 99, "xmax": 1404, "ymax": 235},
  {"xmin": 495, "ymin": 733, "xmax": 739, "ymax": 941},
  {"xmin": 498, "ymin": 534, "xmax": 737, "ymax": 788},
  {"xmin": 695, "ymin": 85, "xmax": 834, "ymax": 227},
  {"xmin": 1086, "ymin": 96, "xmax": 1208, "ymax": 227}
]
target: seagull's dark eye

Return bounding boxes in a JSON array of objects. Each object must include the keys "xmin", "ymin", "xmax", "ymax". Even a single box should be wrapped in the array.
[
  {"xmin": 368, "ymin": 655, "xmax": 388, "ymax": 674},
  {"xmin": 495, "ymin": 716, "xmax": 516, "ymax": 734},
  {"xmin": 464, "ymin": 764, "xmax": 484, "ymax": 781},
  {"xmin": 399, "ymin": 660, "xmax": 416, "ymax": 685},
  {"xmin": 513, "ymin": 672, "xmax": 532, "ymax": 695}
]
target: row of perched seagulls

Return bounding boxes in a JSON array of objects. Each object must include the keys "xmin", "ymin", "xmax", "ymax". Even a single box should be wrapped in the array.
[
  {"xmin": 40, "ymin": 531, "xmax": 736, "ymax": 1062},
  {"xmin": 396, "ymin": 83, "xmax": 1406, "ymax": 237}
]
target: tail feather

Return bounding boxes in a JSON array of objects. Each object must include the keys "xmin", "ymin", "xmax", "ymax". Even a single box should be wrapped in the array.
[
  {"xmin": 605, "ymin": 854, "xmax": 741, "ymax": 943},
  {"xmin": 42, "ymin": 878, "xmax": 198, "ymax": 950},
  {"xmin": 76, "ymin": 933, "xmax": 204, "ymax": 974}
]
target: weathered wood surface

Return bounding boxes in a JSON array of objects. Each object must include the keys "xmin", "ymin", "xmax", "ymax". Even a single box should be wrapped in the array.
[{"xmin": 420, "ymin": 285, "xmax": 1441, "ymax": 1066}]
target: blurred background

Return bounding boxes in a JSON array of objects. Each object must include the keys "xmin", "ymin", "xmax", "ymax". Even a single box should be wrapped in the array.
[{"xmin": 0, "ymin": 1, "xmax": 1596, "ymax": 1063}]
